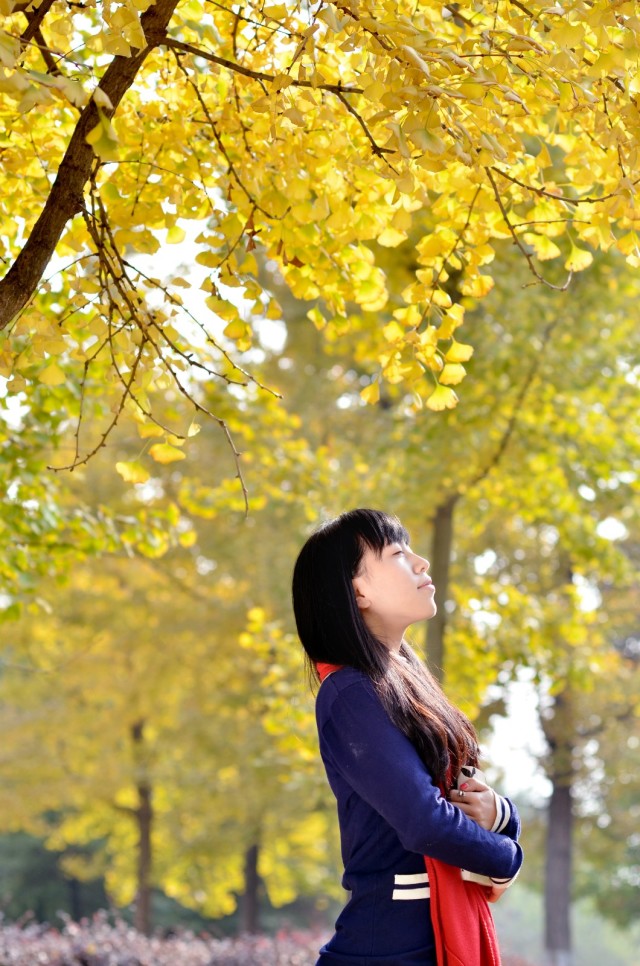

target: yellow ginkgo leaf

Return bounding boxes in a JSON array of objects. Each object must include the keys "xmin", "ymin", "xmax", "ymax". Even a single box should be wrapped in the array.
[
  {"xmin": 445, "ymin": 341, "xmax": 474, "ymax": 363},
  {"xmin": 136, "ymin": 421, "xmax": 165, "ymax": 439},
  {"xmin": 115, "ymin": 461, "xmax": 150, "ymax": 484},
  {"xmin": 377, "ymin": 227, "xmax": 408, "ymax": 247},
  {"xmin": 564, "ymin": 244, "xmax": 593, "ymax": 272},
  {"xmin": 439, "ymin": 363, "xmax": 466, "ymax": 386},
  {"xmin": 149, "ymin": 443, "xmax": 187, "ymax": 464},
  {"xmin": 426, "ymin": 385, "xmax": 458, "ymax": 411},
  {"xmin": 360, "ymin": 381, "xmax": 380, "ymax": 405},
  {"xmin": 85, "ymin": 109, "xmax": 118, "ymax": 161},
  {"xmin": 263, "ymin": 4, "xmax": 287, "ymax": 19},
  {"xmin": 524, "ymin": 232, "xmax": 562, "ymax": 261},
  {"xmin": 461, "ymin": 274, "xmax": 495, "ymax": 298},
  {"xmin": 166, "ymin": 225, "xmax": 186, "ymax": 244},
  {"xmin": 223, "ymin": 319, "xmax": 247, "ymax": 340},
  {"xmin": 38, "ymin": 362, "xmax": 66, "ymax": 386}
]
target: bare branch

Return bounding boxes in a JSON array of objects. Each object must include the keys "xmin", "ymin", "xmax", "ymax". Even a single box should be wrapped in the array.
[{"xmin": 122, "ymin": 258, "xmax": 281, "ymax": 398}]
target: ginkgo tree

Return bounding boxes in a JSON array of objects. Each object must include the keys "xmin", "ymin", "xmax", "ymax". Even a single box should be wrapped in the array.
[{"xmin": 2, "ymin": 0, "xmax": 640, "ymax": 484}]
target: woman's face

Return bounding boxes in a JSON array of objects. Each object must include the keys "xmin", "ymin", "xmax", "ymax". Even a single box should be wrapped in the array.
[{"xmin": 351, "ymin": 540, "xmax": 437, "ymax": 650}]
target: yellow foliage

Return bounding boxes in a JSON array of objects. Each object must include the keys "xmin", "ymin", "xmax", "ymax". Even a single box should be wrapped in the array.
[{"xmin": 1, "ymin": 0, "xmax": 640, "ymax": 456}]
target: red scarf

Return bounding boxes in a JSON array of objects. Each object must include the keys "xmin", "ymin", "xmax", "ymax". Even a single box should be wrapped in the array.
[{"xmin": 316, "ymin": 662, "xmax": 501, "ymax": 966}]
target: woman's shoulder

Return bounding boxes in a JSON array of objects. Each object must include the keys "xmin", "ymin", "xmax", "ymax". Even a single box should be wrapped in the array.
[
  {"xmin": 319, "ymin": 664, "xmax": 369, "ymax": 689},
  {"xmin": 316, "ymin": 666, "xmax": 378, "ymax": 717}
]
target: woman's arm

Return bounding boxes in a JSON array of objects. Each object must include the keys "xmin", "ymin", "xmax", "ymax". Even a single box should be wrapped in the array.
[{"xmin": 318, "ymin": 673, "xmax": 523, "ymax": 881}]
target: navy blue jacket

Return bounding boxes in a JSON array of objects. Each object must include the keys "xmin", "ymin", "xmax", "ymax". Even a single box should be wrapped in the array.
[{"xmin": 315, "ymin": 667, "xmax": 523, "ymax": 965}]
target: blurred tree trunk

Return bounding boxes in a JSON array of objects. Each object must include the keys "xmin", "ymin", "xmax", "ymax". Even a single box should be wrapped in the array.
[
  {"xmin": 426, "ymin": 496, "xmax": 458, "ymax": 683},
  {"xmin": 543, "ymin": 690, "xmax": 574, "ymax": 966},
  {"xmin": 132, "ymin": 720, "xmax": 153, "ymax": 936},
  {"xmin": 239, "ymin": 843, "xmax": 260, "ymax": 934},
  {"xmin": 68, "ymin": 876, "xmax": 82, "ymax": 921}
]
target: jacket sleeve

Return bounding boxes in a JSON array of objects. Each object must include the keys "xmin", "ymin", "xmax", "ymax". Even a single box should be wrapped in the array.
[
  {"xmin": 492, "ymin": 794, "xmax": 520, "ymax": 841},
  {"xmin": 318, "ymin": 676, "xmax": 523, "ymax": 881}
]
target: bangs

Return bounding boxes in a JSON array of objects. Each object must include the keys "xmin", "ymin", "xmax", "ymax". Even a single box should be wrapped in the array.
[{"xmin": 351, "ymin": 509, "xmax": 409, "ymax": 556}]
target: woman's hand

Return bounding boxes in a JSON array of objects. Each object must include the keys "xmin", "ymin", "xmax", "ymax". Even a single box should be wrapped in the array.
[{"xmin": 449, "ymin": 775, "xmax": 497, "ymax": 831}]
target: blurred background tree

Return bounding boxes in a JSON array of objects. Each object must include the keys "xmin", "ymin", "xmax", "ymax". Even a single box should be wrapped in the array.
[{"xmin": 1, "ymin": 231, "xmax": 639, "ymax": 962}]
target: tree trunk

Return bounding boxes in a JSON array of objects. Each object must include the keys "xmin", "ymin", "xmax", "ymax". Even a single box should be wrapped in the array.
[
  {"xmin": 239, "ymin": 843, "xmax": 260, "ymax": 934},
  {"xmin": 68, "ymin": 876, "xmax": 82, "ymax": 921},
  {"xmin": 426, "ymin": 496, "xmax": 457, "ymax": 682},
  {"xmin": 543, "ymin": 691, "xmax": 574, "ymax": 966},
  {"xmin": 132, "ymin": 720, "xmax": 153, "ymax": 936},
  {"xmin": 544, "ymin": 779, "xmax": 573, "ymax": 966}
]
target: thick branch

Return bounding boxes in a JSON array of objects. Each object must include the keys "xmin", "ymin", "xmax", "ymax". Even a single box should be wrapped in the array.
[
  {"xmin": 0, "ymin": 0, "xmax": 180, "ymax": 329},
  {"xmin": 19, "ymin": 0, "xmax": 56, "ymax": 44},
  {"xmin": 34, "ymin": 27, "xmax": 62, "ymax": 75}
]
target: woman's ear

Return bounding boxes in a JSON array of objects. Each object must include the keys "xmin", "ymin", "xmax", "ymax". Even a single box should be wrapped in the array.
[{"xmin": 352, "ymin": 578, "xmax": 371, "ymax": 611}]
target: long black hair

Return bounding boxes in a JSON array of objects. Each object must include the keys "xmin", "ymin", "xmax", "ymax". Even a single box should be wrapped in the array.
[{"xmin": 292, "ymin": 508, "xmax": 478, "ymax": 789}]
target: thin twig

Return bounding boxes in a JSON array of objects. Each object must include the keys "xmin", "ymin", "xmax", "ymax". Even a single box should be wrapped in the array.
[
  {"xmin": 172, "ymin": 50, "xmax": 279, "ymax": 219},
  {"xmin": 162, "ymin": 35, "xmax": 363, "ymax": 94},
  {"xmin": 485, "ymin": 166, "xmax": 572, "ymax": 291},
  {"xmin": 123, "ymin": 259, "xmax": 280, "ymax": 397},
  {"xmin": 490, "ymin": 165, "xmax": 640, "ymax": 206},
  {"xmin": 141, "ymin": 324, "xmax": 250, "ymax": 514},
  {"xmin": 335, "ymin": 91, "xmax": 396, "ymax": 161}
]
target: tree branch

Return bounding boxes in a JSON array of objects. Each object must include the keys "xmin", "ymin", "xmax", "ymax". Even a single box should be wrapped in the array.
[
  {"xmin": 490, "ymin": 165, "xmax": 640, "ymax": 206},
  {"xmin": 485, "ymin": 166, "xmax": 572, "ymax": 291},
  {"xmin": 0, "ymin": 0, "xmax": 180, "ymax": 330},
  {"xmin": 34, "ymin": 27, "xmax": 62, "ymax": 75},
  {"xmin": 161, "ymin": 36, "xmax": 363, "ymax": 94},
  {"xmin": 19, "ymin": 0, "xmax": 56, "ymax": 44},
  {"xmin": 464, "ymin": 309, "xmax": 561, "ymax": 495},
  {"xmin": 335, "ymin": 91, "xmax": 396, "ymax": 161}
]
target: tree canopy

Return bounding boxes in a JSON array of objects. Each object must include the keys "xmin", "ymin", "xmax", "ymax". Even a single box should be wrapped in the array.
[{"xmin": 2, "ymin": 0, "xmax": 640, "ymax": 477}]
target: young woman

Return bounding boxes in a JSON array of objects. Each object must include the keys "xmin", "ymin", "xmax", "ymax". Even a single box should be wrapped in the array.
[{"xmin": 292, "ymin": 508, "xmax": 522, "ymax": 965}]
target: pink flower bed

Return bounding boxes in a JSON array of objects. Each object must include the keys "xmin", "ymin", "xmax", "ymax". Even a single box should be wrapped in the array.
[
  {"xmin": 0, "ymin": 915, "xmax": 321, "ymax": 965},
  {"xmin": 0, "ymin": 914, "xmax": 536, "ymax": 965}
]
